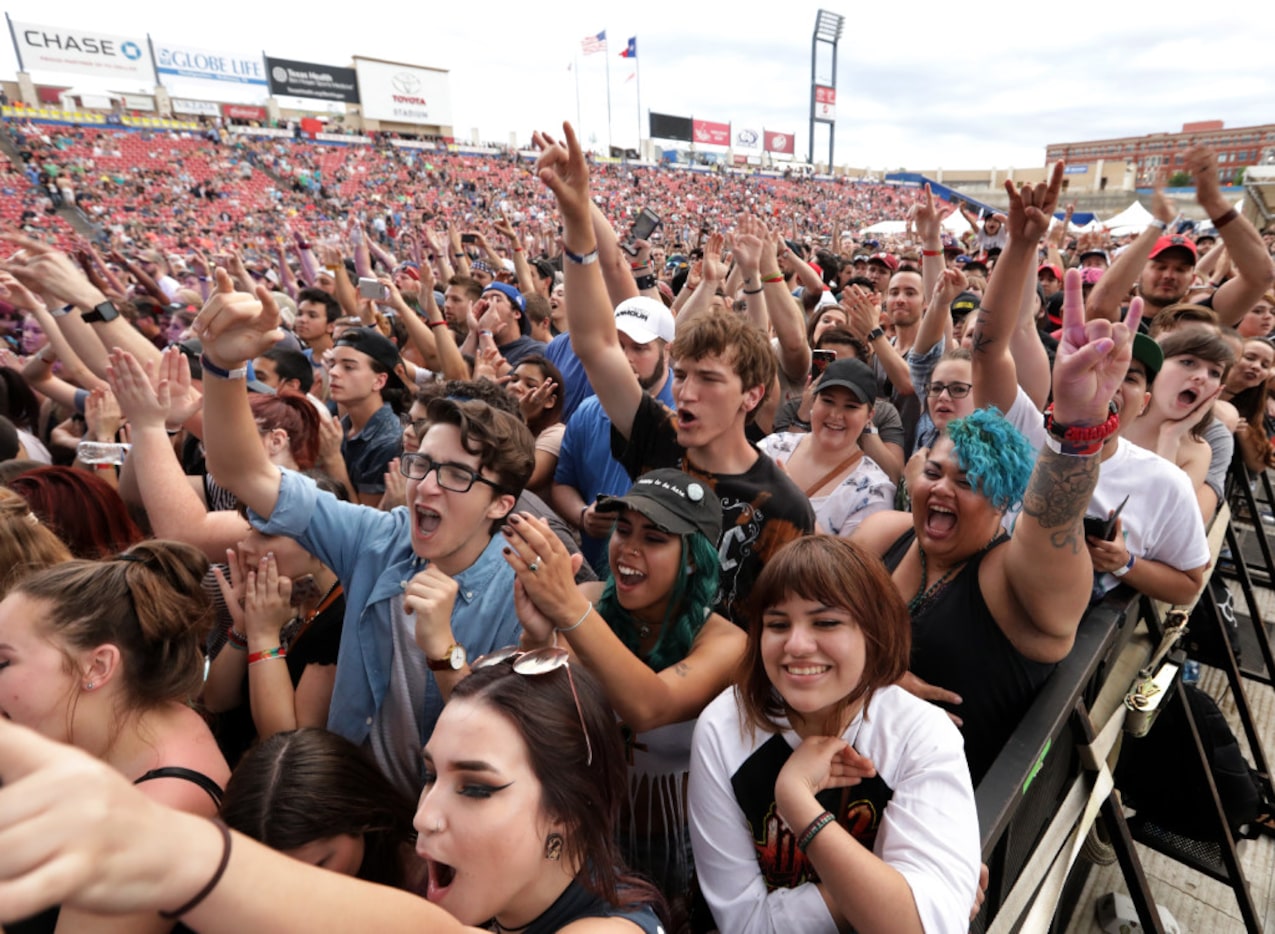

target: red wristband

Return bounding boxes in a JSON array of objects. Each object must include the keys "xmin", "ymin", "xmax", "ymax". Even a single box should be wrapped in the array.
[{"xmin": 922, "ymin": 248, "xmax": 942, "ymax": 257}]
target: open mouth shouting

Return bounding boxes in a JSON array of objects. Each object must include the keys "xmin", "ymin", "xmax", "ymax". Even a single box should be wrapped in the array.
[
  {"xmin": 615, "ymin": 562, "xmax": 647, "ymax": 591},
  {"xmin": 924, "ymin": 504, "xmax": 957, "ymax": 539},
  {"xmin": 425, "ymin": 856, "xmax": 457, "ymax": 902},
  {"xmin": 414, "ymin": 506, "xmax": 443, "ymax": 542}
]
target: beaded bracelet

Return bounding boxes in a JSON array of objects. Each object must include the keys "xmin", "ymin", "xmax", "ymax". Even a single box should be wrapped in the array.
[
  {"xmin": 247, "ymin": 646, "xmax": 286, "ymax": 666},
  {"xmin": 226, "ymin": 629, "xmax": 248, "ymax": 651},
  {"xmin": 796, "ymin": 810, "xmax": 836, "ymax": 852}
]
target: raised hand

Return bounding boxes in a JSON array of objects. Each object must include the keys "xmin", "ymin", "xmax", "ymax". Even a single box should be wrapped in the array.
[
  {"xmin": 1053, "ymin": 269, "xmax": 1142, "ymax": 425},
  {"xmin": 932, "ymin": 267, "xmax": 969, "ymax": 308},
  {"xmin": 191, "ymin": 268, "xmax": 284, "ymax": 369},
  {"xmin": 1003, "ymin": 162, "xmax": 1064, "ymax": 245},
  {"xmin": 105, "ymin": 349, "xmax": 168, "ymax": 430},
  {"xmin": 84, "ymin": 386, "xmax": 123, "ymax": 442},
  {"xmin": 242, "ymin": 552, "xmax": 294, "ymax": 647},
  {"xmin": 0, "ymin": 232, "xmax": 102, "ymax": 309},
  {"xmin": 157, "ymin": 346, "xmax": 203, "ymax": 428},
  {"xmin": 731, "ymin": 215, "xmax": 767, "ymax": 278},
  {"xmin": 701, "ymin": 232, "xmax": 727, "ymax": 282},
  {"xmin": 531, "ymin": 123, "xmax": 592, "ymax": 224},
  {"xmin": 910, "ymin": 183, "xmax": 942, "ymax": 244},
  {"xmin": 501, "ymin": 513, "xmax": 588, "ymax": 631}
]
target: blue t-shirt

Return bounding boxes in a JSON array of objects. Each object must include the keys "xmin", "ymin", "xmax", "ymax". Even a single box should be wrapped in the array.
[{"xmin": 545, "ymin": 332, "xmax": 594, "ymax": 423}]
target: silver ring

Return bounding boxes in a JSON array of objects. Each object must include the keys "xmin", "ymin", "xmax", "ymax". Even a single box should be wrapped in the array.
[{"xmin": 528, "ymin": 556, "xmax": 542, "ymax": 573}]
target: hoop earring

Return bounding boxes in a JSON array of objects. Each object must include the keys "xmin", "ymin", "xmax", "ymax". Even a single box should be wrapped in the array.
[{"xmin": 543, "ymin": 832, "xmax": 564, "ymax": 861}]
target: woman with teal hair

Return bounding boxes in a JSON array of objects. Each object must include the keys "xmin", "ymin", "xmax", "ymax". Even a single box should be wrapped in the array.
[
  {"xmin": 503, "ymin": 468, "xmax": 745, "ymax": 916},
  {"xmin": 853, "ymin": 299, "xmax": 1133, "ymax": 786}
]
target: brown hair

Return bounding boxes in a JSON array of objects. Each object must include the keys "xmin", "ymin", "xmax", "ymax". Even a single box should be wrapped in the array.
[
  {"xmin": 424, "ymin": 396, "xmax": 534, "ymax": 504},
  {"xmin": 9, "ymin": 466, "xmax": 144, "ymax": 559},
  {"xmin": 17, "ymin": 540, "xmax": 213, "ymax": 710},
  {"xmin": 0, "ymin": 487, "xmax": 72, "ymax": 598},
  {"xmin": 669, "ymin": 310, "xmax": 777, "ymax": 420},
  {"xmin": 1150, "ymin": 303, "xmax": 1219, "ymax": 338},
  {"xmin": 447, "ymin": 274, "xmax": 483, "ymax": 302},
  {"xmin": 737, "ymin": 536, "xmax": 911, "ymax": 734},
  {"xmin": 250, "ymin": 390, "xmax": 322, "ymax": 470}
]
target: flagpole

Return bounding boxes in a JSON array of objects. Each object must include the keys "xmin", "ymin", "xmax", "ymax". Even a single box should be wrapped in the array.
[
  {"xmin": 604, "ymin": 38, "xmax": 613, "ymax": 156},
  {"xmin": 635, "ymin": 45, "xmax": 642, "ymax": 158},
  {"xmin": 573, "ymin": 54, "xmax": 581, "ymax": 132}
]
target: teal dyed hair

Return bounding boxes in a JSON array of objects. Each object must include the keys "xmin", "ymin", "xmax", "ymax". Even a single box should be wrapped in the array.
[
  {"xmin": 944, "ymin": 407, "xmax": 1034, "ymax": 512},
  {"xmin": 594, "ymin": 531, "xmax": 721, "ymax": 672}
]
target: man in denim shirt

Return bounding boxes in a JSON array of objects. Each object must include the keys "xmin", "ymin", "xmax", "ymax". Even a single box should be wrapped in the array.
[{"xmin": 195, "ymin": 271, "xmax": 532, "ymax": 797}]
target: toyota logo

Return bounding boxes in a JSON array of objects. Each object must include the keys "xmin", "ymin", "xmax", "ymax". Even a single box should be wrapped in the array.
[{"xmin": 391, "ymin": 72, "xmax": 422, "ymax": 95}]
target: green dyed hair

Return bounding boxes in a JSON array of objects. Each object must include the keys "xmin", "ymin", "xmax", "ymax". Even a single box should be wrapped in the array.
[{"xmin": 594, "ymin": 532, "xmax": 721, "ymax": 672}]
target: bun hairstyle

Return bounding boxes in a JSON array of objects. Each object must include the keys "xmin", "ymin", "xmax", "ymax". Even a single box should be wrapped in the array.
[
  {"xmin": 18, "ymin": 540, "xmax": 212, "ymax": 709},
  {"xmin": 0, "ymin": 487, "xmax": 72, "ymax": 598}
]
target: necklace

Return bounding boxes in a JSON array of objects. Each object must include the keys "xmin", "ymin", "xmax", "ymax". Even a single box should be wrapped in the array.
[{"xmin": 907, "ymin": 543, "xmax": 963, "ymax": 616}]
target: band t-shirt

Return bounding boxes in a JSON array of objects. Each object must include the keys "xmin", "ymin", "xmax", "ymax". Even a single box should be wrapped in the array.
[{"xmin": 612, "ymin": 393, "xmax": 815, "ymax": 625}]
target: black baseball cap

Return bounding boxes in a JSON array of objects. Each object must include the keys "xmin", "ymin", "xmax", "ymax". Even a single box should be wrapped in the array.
[
  {"xmin": 335, "ymin": 327, "xmax": 407, "ymax": 390},
  {"xmin": 596, "ymin": 468, "xmax": 723, "ymax": 543},
  {"xmin": 815, "ymin": 357, "xmax": 878, "ymax": 404}
]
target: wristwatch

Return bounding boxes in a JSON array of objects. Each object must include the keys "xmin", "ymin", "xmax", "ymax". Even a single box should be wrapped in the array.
[
  {"xmin": 427, "ymin": 643, "xmax": 467, "ymax": 672},
  {"xmin": 81, "ymin": 301, "xmax": 120, "ymax": 323},
  {"xmin": 866, "ymin": 327, "xmax": 885, "ymax": 343}
]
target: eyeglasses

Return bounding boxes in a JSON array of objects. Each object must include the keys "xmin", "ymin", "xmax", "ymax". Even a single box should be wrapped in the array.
[
  {"xmin": 927, "ymin": 380, "xmax": 972, "ymax": 399},
  {"xmin": 398, "ymin": 413, "xmax": 428, "ymax": 437},
  {"xmin": 399, "ymin": 453, "xmax": 505, "ymax": 494},
  {"xmin": 471, "ymin": 647, "xmax": 593, "ymax": 766}
]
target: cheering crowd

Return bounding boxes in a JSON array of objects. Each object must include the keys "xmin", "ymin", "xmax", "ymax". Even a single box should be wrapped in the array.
[{"xmin": 0, "ymin": 115, "xmax": 1274, "ymax": 934}]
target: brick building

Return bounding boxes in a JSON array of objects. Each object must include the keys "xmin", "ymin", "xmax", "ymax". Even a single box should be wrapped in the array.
[{"xmin": 1046, "ymin": 121, "xmax": 1275, "ymax": 188}]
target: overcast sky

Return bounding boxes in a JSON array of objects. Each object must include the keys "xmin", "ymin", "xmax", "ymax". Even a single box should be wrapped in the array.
[{"xmin": 2, "ymin": 0, "xmax": 1271, "ymax": 171}]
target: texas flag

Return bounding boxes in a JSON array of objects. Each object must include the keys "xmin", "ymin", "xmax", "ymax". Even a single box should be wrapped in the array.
[{"xmin": 620, "ymin": 37, "xmax": 637, "ymax": 58}]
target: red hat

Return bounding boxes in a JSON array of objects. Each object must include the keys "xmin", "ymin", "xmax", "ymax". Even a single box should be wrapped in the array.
[
  {"xmin": 867, "ymin": 253, "xmax": 899, "ymax": 272},
  {"xmin": 1148, "ymin": 235, "xmax": 1198, "ymax": 263},
  {"xmin": 1037, "ymin": 263, "xmax": 1063, "ymax": 280}
]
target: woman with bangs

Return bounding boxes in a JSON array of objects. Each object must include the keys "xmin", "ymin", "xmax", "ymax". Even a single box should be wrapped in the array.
[
  {"xmin": 1222, "ymin": 336, "xmax": 1275, "ymax": 473},
  {"xmin": 689, "ymin": 535, "xmax": 981, "ymax": 933},
  {"xmin": 852, "ymin": 274, "xmax": 1137, "ymax": 784},
  {"xmin": 1123, "ymin": 325, "xmax": 1233, "ymax": 516},
  {"xmin": 501, "ymin": 468, "xmax": 745, "ymax": 917}
]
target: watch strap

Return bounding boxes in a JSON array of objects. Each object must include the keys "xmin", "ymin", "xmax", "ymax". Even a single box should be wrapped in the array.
[{"xmin": 81, "ymin": 301, "xmax": 119, "ymax": 323}]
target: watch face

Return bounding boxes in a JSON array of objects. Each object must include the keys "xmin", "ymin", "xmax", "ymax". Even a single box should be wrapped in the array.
[{"xmin": 449, "ymin": 644, "xmax": 467, "ymax": 670}]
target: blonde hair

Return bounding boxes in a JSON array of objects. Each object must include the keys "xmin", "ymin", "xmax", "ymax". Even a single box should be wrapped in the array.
[{"xmin": 0, "ymin": 488, "xmax": 72, "ymax": 598}]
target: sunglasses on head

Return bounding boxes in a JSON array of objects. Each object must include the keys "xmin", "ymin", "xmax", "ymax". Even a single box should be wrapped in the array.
[{"xmin": 471, "ymin": 646, "xmax": 593, "ymax": 766}]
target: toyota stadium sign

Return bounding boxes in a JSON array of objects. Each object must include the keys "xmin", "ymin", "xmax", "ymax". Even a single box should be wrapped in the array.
[{"xmin": 354, "ymin": 57, "xmax": 452, "ymax": 127}]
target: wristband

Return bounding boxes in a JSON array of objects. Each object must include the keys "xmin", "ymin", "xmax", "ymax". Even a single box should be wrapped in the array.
[
  {"xmin": 247, "ymin": 646, "xmax": 286, "ymax": 665},
  {"xmin": 1043, "ymin": 402, "xmax": 1119, "ymax": 445},
  {"xmin": 227, "ymin": 629, "xmax": 249, "ymax": 650},
  {"xmin": 199, "ymin": 353, "xmax": 248, "ymax": 381},
  {"xmin": 512, "ymin": 246, "xmax": 524, "ymax": 252},
  {"xmin": 1148, "ymin": 218, "xmax": 1168, "ymax": 232},
  {"xmin": 1042, "ymin": 433, "xmax": 1104, "ymax": 457},
  {"xmin": 629, "ymin": 261, "xmax": 650, "ymax": 271},
  {"xmin": 93, "ymin": 463, "xmax": 115, "ymax": 471},
  {"xmin": 634, "ymin": 274, "xmax": 656, "ymax": 291},
  {"xmin": 922, "ymin": 248, "xmax": 942, "ymax": 257},
  {"xmin": 427, "ymin": 319, "xmax": 449, "ymax": 329},
  {"xmin": 761, "ymin": 272, "xmax": 784, "ymax": 283},
  {"xmin": 742, "ymin": 286, "xmax": 764, "ymax": 295},
  {"xmin": 796, "ymin": 810, "xmax": 836, "ymax": 852},
  {"xmin": 562, "ymin": 244, "xmax": 599, "ymax": 265},
  {"xmin": 1112, "ymin": 552, "xmax": 1136, "ymax": 578},
  {"xmin": 1211, "ymin": 207, "xmax": 1238, "ymax": 230},
  {"xmin": 50, "ymin": 303, "xmax": 74, "ymax": 318}
]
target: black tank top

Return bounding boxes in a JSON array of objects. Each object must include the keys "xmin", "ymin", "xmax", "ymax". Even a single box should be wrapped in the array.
[{"xmin": 883, "ymin": 528, "xmax": 1057, "ymax": 784}]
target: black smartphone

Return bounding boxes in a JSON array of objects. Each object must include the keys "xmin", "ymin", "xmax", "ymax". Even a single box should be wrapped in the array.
[
  {"xmin": 1083, "ymin": 494, "xmax": 1130, "ymax": 542},
  {"xmin": 811, "ymin": 349, "xmax": 836, "ymax": 380},
  {"xmin": 621, "ymin": 208, "xmax": 662, "ymax": 257},
  {"xmin": 461, "ymin": 233, "xmax": 478, "ymax": 244}
]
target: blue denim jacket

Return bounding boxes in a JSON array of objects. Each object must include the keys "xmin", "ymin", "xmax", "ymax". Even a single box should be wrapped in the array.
[{"xmin": 250, "ymin": 469, "xmax": 521, "ymax": 745}]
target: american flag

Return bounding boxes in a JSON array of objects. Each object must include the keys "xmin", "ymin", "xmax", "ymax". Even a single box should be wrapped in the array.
[{"xmin": 581, "ymin": 30, "xmax": 607, "ymax": 55}]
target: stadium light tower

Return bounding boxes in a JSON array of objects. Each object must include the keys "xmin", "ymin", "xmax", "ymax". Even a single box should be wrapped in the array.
[{"xmin": 810, "ymin": 9, "xmax": 844, "ymax": 170}]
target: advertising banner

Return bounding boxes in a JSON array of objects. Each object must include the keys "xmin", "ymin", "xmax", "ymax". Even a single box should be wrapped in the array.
[
  {"xmin": 172, "ymin": 98, "xmax": 220, "ymax": 116},
  {"xmin": 11, "ymin": 20, "xmax": 153, "ymax": 82},
  {"xmin": 764, "ymin": 130, "xmax": 795, "ymax": 154},
  {"xmin": 121, "ymin": 93, "xmax": 155, "ymax": 112},
  {"xmin": 154, "ymin": 42, "xmax": 266, "ymax": 86},
  {"xmin": 265, "ymin": 56, "xmax": 359, "ymax": 103},
  {"xmin": 692, "ymin": 119, "xmax": 730, "ymax": 146},
  {"xmin": 353, "ymin": 58, "xmax": 452, "ymax": 126},
  {"xmin": 649, "ymin": 112, "xmax": 692, "ymax": 141},
  {"xmin": 222, "ymin": 103, "xmax": 267, "ymax": 121},
  {"xmin": 815, "ymin": 86, "xmax": 836, "ymax": 119},
  {"xmin": 734, "ymin": 127, "xmax": 761, "ymax": 151}
]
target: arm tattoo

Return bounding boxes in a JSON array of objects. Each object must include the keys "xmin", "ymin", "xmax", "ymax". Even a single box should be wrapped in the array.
[
  {"xmin": 674, "ymin": 661, "xmax": 691, "ymax": 678},
  {"xmin": 1019, "ymin": 448, "xmax": 1099, "ymax": 554},
  {"xmin": 968, "ymin": 310, "xmax": 994, "ymax": 355}
]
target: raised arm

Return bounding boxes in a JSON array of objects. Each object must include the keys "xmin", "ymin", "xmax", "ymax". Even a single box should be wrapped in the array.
[
  {"xmin": 998, "ymin": 274, "xmax": 1140, "ymax": 660},
  {"xmin": 192, "ymin": 270, "xmax": 288, "ymax": 520},
  {"xmin": 588, "ymin": 202, "xmax": 641, "ymax": 307},
  {"xmin": 534, "ymin": 124, "xmax": 645, "ymax": 438},
  {"xmin": 758, "ymin": 223, "xmax": 812, "ymax": 383},
  {"xmin": 493, "ymin": 212, "xmax": 537, "ymax": 296},
  {"xmin": 1086, "ymin": 184, "xmax": 1176, "ymax": 323},
  {"xmin": 1186, "ymin": 145, "xmax": 1275, "ymax": 325},
  {"xmin": 911, "ymin": 184, "xmax": 945, "ymax": 301},
  {"xmin": 969, "ymin": 164, "xmax": 1063, "ymax": 412}
]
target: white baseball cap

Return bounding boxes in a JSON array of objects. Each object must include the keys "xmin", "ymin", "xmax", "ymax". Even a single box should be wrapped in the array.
[{"xmin": 613, "ymin": 296, "xmax": 675, "ymax": 344}]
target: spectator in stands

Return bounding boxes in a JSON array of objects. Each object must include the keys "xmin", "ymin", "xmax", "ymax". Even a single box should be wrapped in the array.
[
  {"xmin": 194, "ymin": 272, "xmax": 530, "ymax": 799},
  {"xmin": 477, "ymin": 282, "xmax": 545, "ymax": 367},
  {"xmin": 253, "ymin": 346, "xmax": 316, "ymax": 396},
  {"xmin": 329, "ymin": 328, "xmax": 405, "ymax": 506},
  {"xmin": 442, "ymin": 275, "xmax": 481, "ymax": 341},
  {"xmin": 538, "ymin": 123, "xmax": 814, "ymax": 624},
  {"xmin": 294, "ymin": 287, "xmax": 340, "ymax": 363}
]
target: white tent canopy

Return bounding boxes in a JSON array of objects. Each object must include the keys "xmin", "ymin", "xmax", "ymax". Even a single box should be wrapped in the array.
[
  {"xmin": 1101, "ymin": 201, "xmax": 1155, "ymax": 236},
  {"xmin": 859, "ymin": 220, "xmax": 908, "ymax": 235}
]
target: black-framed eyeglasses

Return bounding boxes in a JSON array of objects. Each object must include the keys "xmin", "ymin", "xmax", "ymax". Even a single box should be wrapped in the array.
[
  {"xmin": 398, "ymin": 412, "xmax": 428, "ymax": 437},
  {"xmin": 927, "ymin": 380, "xmax": 972, "ymax": 399},
  {"xmin": 471, "ymin": 647, "xmax": 592, "ymax": 766},
  {"xmin": 399, "ymin": 453, "xmax": 504, "ymax": 494}
]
